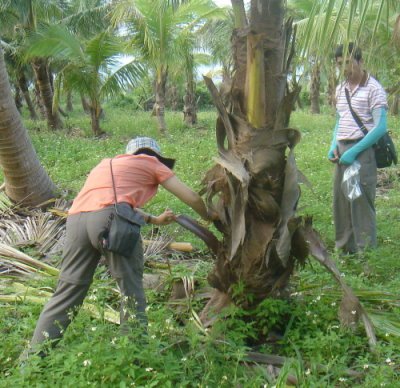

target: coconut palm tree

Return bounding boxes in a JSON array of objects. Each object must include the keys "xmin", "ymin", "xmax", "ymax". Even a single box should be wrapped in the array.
[
  {"xmin": 26, "ymin": 25, "xmax": 146, "ymax": 136},
  {"xmin": 111, "ymin": 0, "xmax": 224, "ymax": 133},
  {"xmin": 0, "ymin": 45, "xmax": 56, "ymax": 206},
  {"xmin": 197, "ymin": 0, "xmax": 400, "ymax": 327},
  {"xmin": 0, "ymin": 0, "xmax": 65, "ymax": 129}
]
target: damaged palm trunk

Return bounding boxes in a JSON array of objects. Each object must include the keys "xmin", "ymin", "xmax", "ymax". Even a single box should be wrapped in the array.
[{"xmin": 200, "ymin": 0, "xmax": 306, "ymax": 322}]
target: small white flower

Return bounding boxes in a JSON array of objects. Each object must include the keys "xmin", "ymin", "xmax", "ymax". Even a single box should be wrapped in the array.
[
  {"xmin": 305, "ymin": 368, "xmax": 311, "ymax": 375},
  {"xmin": 148, "ymin": 322, "xmax": 152, "ymax": 327},
  {"xmin": 83, "ymin": 359, "xmax": 91, "ymax": 367},
  {"xmin": 363, "ymin": 364, "xmax": 369, "ymax": 369},
  {"xmin": 42, "ymin": 331, "xmax": 49, "ymax": 339},
  {"xmin": 4, "ymin": 372, "xmax": 10, "ymax": 377},
  {"xmin": 145, "ymin": 367, "xmax": 153, "ymax": 372},
  {"xmin": 338, "ymin": 377, "xmax": 347, "ymax": 382},
  {"xmin": 151, "ymin": 335, "xmax": 156, "ymax": 339},
  {"xmin": 316, "ymin": 295, "xmax": 321, "ymax": 301},
  {"xmin": 351, "ymin": 310, "xmax": 357, "ymax": 315},
  {"xmin": 6, "ymin": 357, "xmax": 11, "ymax": 362},
  {"xmin": 145, "ymin": 306, "xmax": 151, "ymax": 312},
  {"xmin": 331, "ymin": 325, "xmax": 339, "ymax": 329},
  {"xmin": 222, "ymin": 375, "xmax": 227, "ymax": 380},
  {"xmin": 91, "ymin": 327, "xmax": 97, "ymax": 331},
  {"xmin": 331, "ymin": 302, "xmax": 337, "ymax": 307},
  {"xmin": 306, "ymin": 311, "xmax": 311, "ymax": 316},
  {"xmin": 130, "ymin": 383, "xmax": 136, "ymax": 387},
  {"xmin": 340, "ymin": 273, "xmax": 345, "ymax": 277},
  {"xmin": 181, "ymin": 357, "xmax": 187, "ymax": 362},
  {"xmin": 389, "ymin": 362, "xmax": 395, "ymax": 366},
  {"xmin": 189, "ymin": 317, "xmax": 194, "ymax": 321},
  {"xmin": 88, "ymin": 294, "xmax": 97, "ymax": 301},
  {"xmin": 111, "ymin": 337, "xmax": 117, "ymax": 345},
  {"xmin": 380, "ymin": 383, "xmax": 386, "ymax": 387},
  {"xmin": 78, "ymin": 352, "xmax": 83, "ymax": 356},
  {"xmin": 385, "ymin": 333, "xmax": 389, "ymax": 337},
  {"xmin": 385, "ymin": 358, "xmax": 391, "ymax": 363},
  {"xmin": 165, "ymin": 318, "xmax": 171, "ymax": 324}
]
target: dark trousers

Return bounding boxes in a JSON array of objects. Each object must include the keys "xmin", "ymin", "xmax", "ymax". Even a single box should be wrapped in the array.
[
  {"xmin": 333, "ymin": 143, "xmax": 377, "ymax": 253},
  {"xmin": 29, "ymin": 205, "xmax": 146, "ymax": 352}
]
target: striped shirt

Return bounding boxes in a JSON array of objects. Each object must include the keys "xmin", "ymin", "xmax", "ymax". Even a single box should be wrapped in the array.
[{"xmin": 335, "ymin": 73, "xmax": 387, "ymax": 140}]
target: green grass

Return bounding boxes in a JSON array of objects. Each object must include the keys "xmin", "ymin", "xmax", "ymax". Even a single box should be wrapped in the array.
[{"xmin": 1, "ymin": 102, "xmax": 399, "ymax": 387}]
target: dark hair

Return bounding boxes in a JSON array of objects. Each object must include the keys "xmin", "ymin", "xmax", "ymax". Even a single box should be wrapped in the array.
[
  {"xmin": 134, "ymin": 148, "xmax": 175, "ymax": 170},
  {"xmin": 335, "ymin": 42, "xmax": 362, "ymax": 61}
]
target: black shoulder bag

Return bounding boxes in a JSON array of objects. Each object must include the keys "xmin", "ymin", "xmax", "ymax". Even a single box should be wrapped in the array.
[
  {"xmin": 101, "ymin": 158, "xmax": 145, "ymax": 257},
  {"xmin": 345, "ymin": 88, "xmax": 397, "ymax": 168}
]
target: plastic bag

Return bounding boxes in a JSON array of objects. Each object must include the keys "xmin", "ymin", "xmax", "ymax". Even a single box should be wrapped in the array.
[{"xmin": 341, "ymin": 161, "xmax": 362, "ymax": 201}]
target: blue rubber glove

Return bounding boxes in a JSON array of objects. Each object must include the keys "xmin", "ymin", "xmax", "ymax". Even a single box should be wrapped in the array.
[
  {"xmin": 339, "ymin": 107, "xmax": 387, "ymax": 165},
  {"xmin": 328, "ymin": 113, "xmax": 339, "ymax": 159}
]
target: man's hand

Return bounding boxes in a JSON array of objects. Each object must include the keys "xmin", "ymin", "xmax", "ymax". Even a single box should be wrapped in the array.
[{"xmin": 153, "ymin": 209, "xmax": 176, "ymax": 225}]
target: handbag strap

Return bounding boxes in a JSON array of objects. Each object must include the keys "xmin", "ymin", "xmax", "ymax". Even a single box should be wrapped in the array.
[
  {"xmin": 109, "ymin": 158, "xmax": 120, "ymax": 215},
  {"xmin": 344, "ymin": 88, "xmax": 368, "ymax": 136}
]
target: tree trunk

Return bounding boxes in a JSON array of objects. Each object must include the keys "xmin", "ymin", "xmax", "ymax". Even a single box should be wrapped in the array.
[
  {"xmin": 34, "ymin": 78, "xmax": 46, "ymax": 119},
  {"xmin": 14, "ymin": 84, "xmax": 23, "ymax": 113},
  {"xmin": 390, "ymin": 94, "xmax": 399, "ymax": 115},
  {"xmin": 66, "ymin": 90, "xmax": 73, "ymax": 112},
  {"xmin": 153, "ymin": 68, "xmax": 168, "ymax": 134},
  {"xmin": 200, "ymin": 0, "xmax": 306, "ymax": 319},
  {"xmin": 310, "ymin": 61, "xmax": 321, "ymax": 114},
  {"xmin": 0, "ymin": 47, "xmax": 56, "ymax": 206},
  {"xmin": 327, "ymin": 66, "xmax": 337, "ymax": 109},
  {"xmin": 32, "ymin": 58, "xmax": 63, "ymax": 130},
  {"xmin": 18, "ymin": 70, "xmax": 38, "ymax": 120},
  {"xmin": 81, "ymin": 93, "xmax": 90, "ymax": 114},
  {"xmin": 89, "ymin": 101, "xmax": 103, "ymax": 136},
  {"xmin": 183, "ymin": 61, "xmax": 197, "ymax": 125}
]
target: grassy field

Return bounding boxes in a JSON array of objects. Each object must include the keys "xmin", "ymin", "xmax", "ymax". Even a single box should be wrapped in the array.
[{"xmin": 0, "ymin": 102, "xmax": 399, "ymax": 387}]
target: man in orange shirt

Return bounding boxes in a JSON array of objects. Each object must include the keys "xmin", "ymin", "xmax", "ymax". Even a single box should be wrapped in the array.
[{"xmin": 24, "ymin": 137, "xmax": 215, "ymax": 357}]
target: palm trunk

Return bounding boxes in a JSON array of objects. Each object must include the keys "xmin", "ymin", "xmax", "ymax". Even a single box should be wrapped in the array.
[
  {"xmin": 390, "ymin": 94, "xmax": 399, "ymax": 115},
  {"xmin": 34, "ymin": 78, "xmax": 46, "ymax": 119},
  {"xmin": 18, "ymin": 71, "xmax": 38, "ymax": 120},
  {"xmin": 32, "ymin": 58, "xmax": 63, "ymax": 130},
  {"xmin": 201, "ymin": 0, "xmax": 305, "ymax": 318},
  {"xmin": 310, "ymin": 61, "xmax": 321, "ymax": 114},
  {"xmin": 14, "ymin": 84, "xmax": 23, "ymax": 113},
  {"xmin": 0, "ymin": 47, "xmax": 56, "ymax": 206},
  {"xmin": 153, "ymin": 69, "xmax": 168, "ymax": 134},
  {"xmin": 81, "ymin": 93, "xmax": 90, "ymax": 114},
  {"xmin": 66, "ymin": 90, "xmax": 73, "ymax": 112},
  {"xmin": 327, "ymin": 66, "xmax": 337, "ymax": 109},
  {"xmin": 183, "ymin": 62, "xmax": 197, "ymax": 125},
  {"xmin": 89, "ymin": 101, "xmax": 103, "ymax": 136}
]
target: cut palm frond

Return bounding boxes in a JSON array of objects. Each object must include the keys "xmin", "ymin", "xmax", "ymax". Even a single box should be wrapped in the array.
[{"xmin": 0, "ymin": 242, "xmax": 59, "ymax": 277}]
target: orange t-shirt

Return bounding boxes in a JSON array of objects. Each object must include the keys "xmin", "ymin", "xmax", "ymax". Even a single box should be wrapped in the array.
[{"xmin": 68, "ymin": 154, "xmax": 174, "ymax": 214}]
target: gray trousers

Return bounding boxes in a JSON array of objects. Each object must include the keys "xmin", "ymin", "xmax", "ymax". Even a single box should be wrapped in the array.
[
  {"xmin": 29, "ymin": 205, "xmax": 146, "ymax": 352},
  {"xmin": 333, "ymin": 142, "xmax": 377, "ymax": 253}
]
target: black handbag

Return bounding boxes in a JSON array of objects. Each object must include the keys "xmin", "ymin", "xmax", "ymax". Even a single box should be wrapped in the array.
[
  {"xmin": 101, "ymin": 159, "xmax": 145, "ymax": 257},
  {"xmin": 345, "ymin": 89, "xmax": 397, "ymax": 168}
]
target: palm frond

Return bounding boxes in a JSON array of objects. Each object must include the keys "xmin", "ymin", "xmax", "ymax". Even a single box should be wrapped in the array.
[{"xmin": 100, "ymin": 59, "xmax": 146, "ymax": 98}]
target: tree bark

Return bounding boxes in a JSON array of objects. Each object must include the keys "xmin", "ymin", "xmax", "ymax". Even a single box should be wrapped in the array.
[
  {"xmin": 153, "ymin": 68, "xmax": 168, "ymax": 134},
  {"xmin": 18, "ymin": 70, "xmax": 38, "ymax": 120},
  {"xmin": 0, "ymin": 46, "xmax": 56, "ymax": 206},
  {"xmin": 34, "ymin": 78, "xmax": 46, "ymax": 119},
  {"xmin": 390, "ymin": 94, "xmax": 399, "ymax": 115},
  {"xmin": 183, "ymin": 62, "xmax": 197, "ymax": 125},
  {"xmin": 310, "ymin": 61, "xmax": 321, "ymax": 114},
  {"xmin": 81, "ymin": 93, "xmax": 90, "ymax": 114},
  {"xmin": 14, "ymin": 84, "xmax": 23, "ymax": 113},
  {"xmin": 66, "ymin": 90, "xmax": 73, "ymax": 112},
  {"xmin": 32, "ymin": 58, "xmax": 63, "ymax": 130},
  {"xmin": 201, "ymin": 0, "xmax": 304, "ymax": 317}
]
